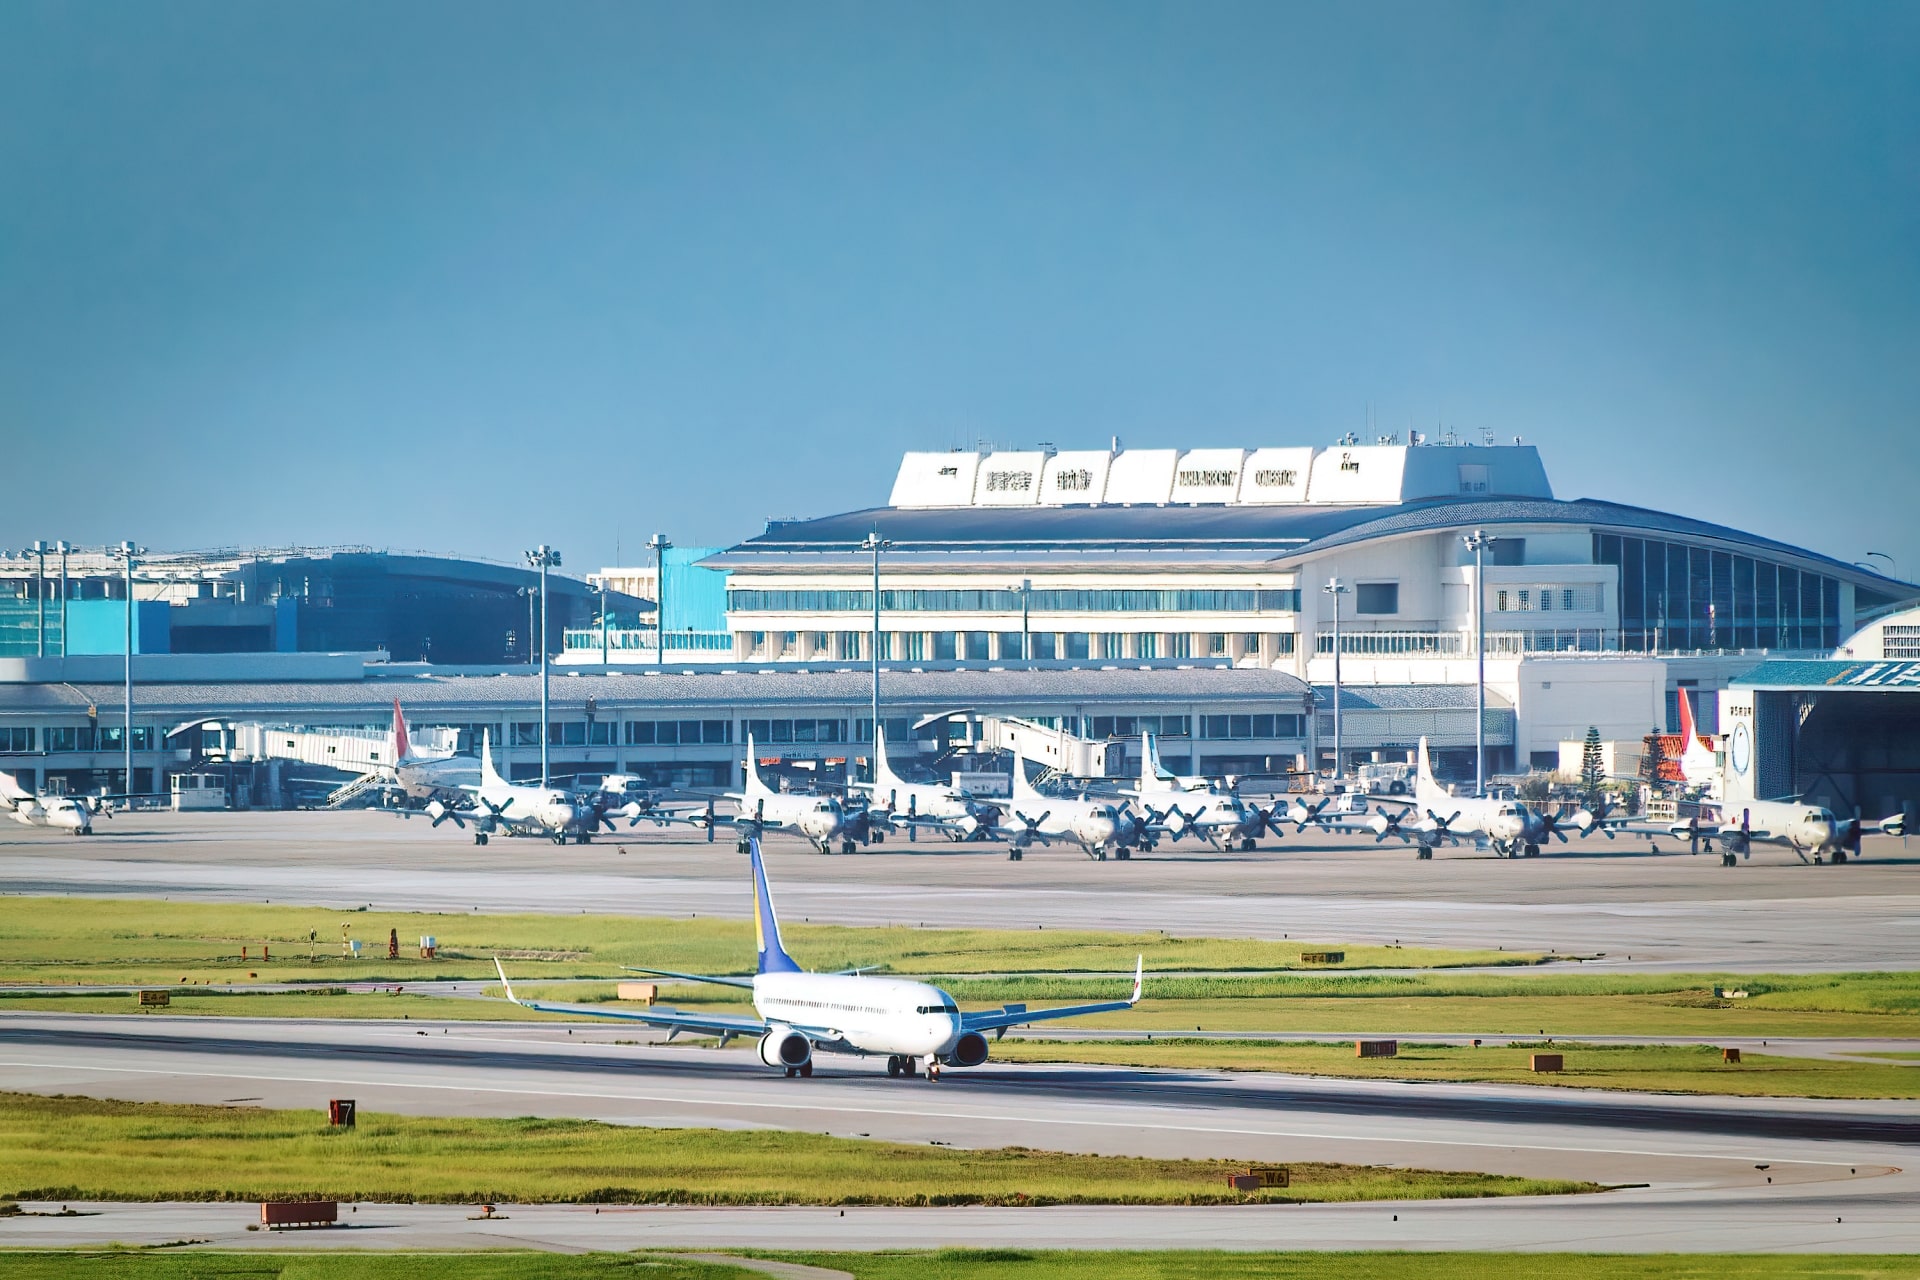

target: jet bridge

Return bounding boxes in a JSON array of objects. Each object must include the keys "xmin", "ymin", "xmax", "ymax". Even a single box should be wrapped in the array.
[{"xmin": 915, "ymin": 710, "xmax": 1112, "ymax": 778}]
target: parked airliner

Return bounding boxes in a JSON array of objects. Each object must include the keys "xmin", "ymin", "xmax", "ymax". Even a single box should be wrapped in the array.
[
  {"xmin": 387, "ymin": 700, "xmax": 479, "ymax": 802},
  {"xmin": 495, "ymin": 838, "xmax": 1143, "ymax": 1078},
  {"xmin": 419, "ymin": 730, "xmax": 605, "ymax": 845},
  {"xmin": 0, "ymin": 771, "xmax": 96, "ymax": 834}
]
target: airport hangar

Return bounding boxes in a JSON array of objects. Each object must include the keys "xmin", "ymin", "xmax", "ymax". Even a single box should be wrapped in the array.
[{"xmin": 696, "ymin": 439, "xmax": 1917, "ymax": 776}]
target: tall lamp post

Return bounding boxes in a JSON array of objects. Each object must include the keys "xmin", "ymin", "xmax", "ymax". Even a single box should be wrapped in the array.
[
  {"xmin": 1322, "ymin": 578, "xmax": 1350, "ymax": 781},
  {"xmin": 647, "ymin": 534, "xmax": 672, "ymax": 668},
  {"xmin": 861, "ymin": 531, "xmax": 891, "ymax": 779},
  {"xmin": 597, "ymin": 578, "xmax": 610, "ymax": 666},
  {"xmin": 524, "ymin": 545, "xmax": 561, "ymax": 785},
  {"xmin": 113, "ymin": 542, "xmax": 144, "ymax": 795},
  {"xmin": 1011, "ymin": 578, "xmax": 1031, "ymax": 660},
  {"xmin": 55, "ymin": 541, "xmax": 71, "ymax": 656},
  {"xmin": 28, "ymin": 541, "xmax": 48, "ymax": 657},
  {"xmin": 1463, "ymin": 530, "xmax": 1498, "ymax": 797}
]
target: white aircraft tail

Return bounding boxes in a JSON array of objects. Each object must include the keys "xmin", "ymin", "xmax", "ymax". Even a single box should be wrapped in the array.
[
  {"xmin": 480, "ymin": 728, "xmax": 505, "ymax": 789},
  {"xmin": 0, "ymin": 769, "xmax": 28, "ymax": 808},
  {"xmin": 742, "ymin": 733, "xmax": 774, "ymax": 797},
  {"xmin": 1415, "ymin": 737, "xmax": 1446, "ymax": 803},
  {"xmin": 1675, "ymin": 688, "xmax": 1718, "ymax": 787},
  {"xmin": 1140, "ymin": 732, "xmax": 1176, "ymax": 791},
  {"xmin": 1010, "ymin": 748, "xmax": 1046, "ymax": 804},
  {"xmin": 872, "ymin": 724, "xmax": 906, "ymax": 800}
]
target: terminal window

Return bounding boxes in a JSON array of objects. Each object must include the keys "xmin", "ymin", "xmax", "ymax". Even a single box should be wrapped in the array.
[
  {"xmin": 0, "ymin": 727, "xmax": 33, "ymax": 752},
  {"xmin": 1355, "ymin": 583, "xmax": 1399, "ymax": 615}
]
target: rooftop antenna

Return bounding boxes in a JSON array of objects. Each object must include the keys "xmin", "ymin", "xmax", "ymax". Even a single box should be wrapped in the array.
[
  {"xmin": 1110, "ymin": 435, "xmax": 1121, "ymax": 454},
  {"xmin": 1480, "ymin": 426, "xmax": 1497, "ymax": 448}
]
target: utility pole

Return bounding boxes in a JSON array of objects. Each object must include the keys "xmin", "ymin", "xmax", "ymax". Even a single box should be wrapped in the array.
[
  {"xmin": 861, "ymin": 531, "xmax": 890, "ymax": 779},
  {"xmin": 55, "ymin": 542, "xmax": 71, "ymax": 656},
  {"xmin": 647, "ymin": 534, "xmax": 672, "ymax": 668},
  {"xmin": 1463, "ymin": 530, "xmax": 1497, "ymax": 797},
  {"xmin": 114, "ymin": 542, "xmax": 144, "ymax": 795},
  {"xmin": 1322, "ymin": 578, "xmax": 1351, "ymax": 781},
  {"xmin": 524, "ymin": 545, "xmax": 561, "ymax": 785},
  {"xmin": 29, "ymin": 541, "xmax": 48, "ymax": 657},
  {"xmin": 598, "ymin": 578, "xmax": 610, "ymax": 666}
]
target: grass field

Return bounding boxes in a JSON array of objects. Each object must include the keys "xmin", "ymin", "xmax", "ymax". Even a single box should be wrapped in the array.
[
  {"xmin": 0, "ymin": 1092, "xmax": 1589, "ymax": 1207},
  {"xmin": 0, "ymin": 896, "xmax": 1526, "ymax": 988},
  {"xmin": 2, "ymin": 1254, "xmax": 1918, "ymax": 1280},
  {"xmin": 993, "ymin": 1038, "xmax": 1920, "ymax": 1098}
]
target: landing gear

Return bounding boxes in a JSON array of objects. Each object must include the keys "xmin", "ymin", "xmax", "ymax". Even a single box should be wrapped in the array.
[
  {"xmin": 1416, "ymin": 845, "xmax": 1433, "ymax": 860},
  {"xmin": 1116, "ymin": 848, "xmax": 1131, "ymax": 860},
  {"xmin": 474, "ymin": 832, "xmax": 489, "ymax": 846},
  {"xmin": 1009, "ymin": 848, "xmax": 1023, "ymax": 861},
  {"xmin": 841, "ymin": 839, "xmax": 857, "ymax": 855},
  {"xmin": 1241, "ymin": 838, "xmax": 1257, "ymax": 852},
  {"xmin": 1721, "ymin": 851, "xmax": 1737, "ymax": 867},
  {"xmin": 578, "ymin": 833, "xmax": 592, "ymax": 844},
  {"xmin": 1524, "ymin": 842, "xmax": 1540, "ymax": 857},
  {"xmin": 925, "ymin": 1059, "xmax": 942, "ymax": 1082},
  {"xmin": 736, "ymin": 839, "xmax": 751, "ymax": 854},
  {"xmin": 1832, "ymin": 848, "xmax": 1848, "ymax": 864},
  {"xmin": 886, "ymin": 1055, "xmax": 905, "ymax": 1077}
]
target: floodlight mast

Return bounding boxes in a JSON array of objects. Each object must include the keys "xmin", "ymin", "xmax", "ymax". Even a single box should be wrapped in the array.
[
  {"xmin": 647, "ymin": 534, "xmax": 672, "ymax": 669},
  {"xmin": 861, "ymin": 532, "xmax": 890, "ymax": 781},
  {"xmin": 113, "ymin": 542, "xmax": 144, "ymax": 796},
  {"xmin": 1463, "ymin": 530, "xmax": 1498, "ymax": 798},
  {"xmin": 524, "ymin": 545, "xmax": 561, "ymax": 785},
  {"xmin": 1322, "ymin": 578, "xmax": 1351, "ymax": 782}
]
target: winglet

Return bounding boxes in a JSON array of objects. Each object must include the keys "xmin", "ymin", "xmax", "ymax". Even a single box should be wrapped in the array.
[
  {"xmin": 1130, "ymin": 954, "xmax": 1143, "ymax": 1004},
  {"xmin": 494, "ymin": 957, "xmax": 521, "ymax": 1005}
]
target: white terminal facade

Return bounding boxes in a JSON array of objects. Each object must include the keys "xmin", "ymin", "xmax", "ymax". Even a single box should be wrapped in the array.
[{"xmin": 706, "ymin": 440, "xmax": 1916, "ymax": 775}]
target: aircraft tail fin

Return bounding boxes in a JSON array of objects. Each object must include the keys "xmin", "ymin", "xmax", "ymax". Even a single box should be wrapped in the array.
[
  {"xmin": 1141, "ymin": 731, "xmax": 1173, "ymax": 789},
  {"xmin": 391, "ymin": 699, "xmax": 412, "ymax": 763},
  {"xmin": 480, "ymin": 728, "xmax": 505, "ymax": 788},
  {"xmin": 742, "ymin": 733, "xmax": 772, "ymax": 796},
  {"xmin": 1675, "ymin": 688, "xmax": 1718, "ymax": 785},
  {"xmin": 748, "ymin": 837, "xmax": 800, "ymax": 974},
  {"xmin": 1010, "ymin": 748, "xmax": 1044, "ymax": 803},
  {"xmin": 1415, "ymin": 737, "xmax": 1442, "ymax": 802},
  {"xmin": 0, "ymin": 769, "xmax": 29, "ymax": 805},
  {"xmin": 872, "ymin": 724, "xmax": 903, "ymax": 794}
]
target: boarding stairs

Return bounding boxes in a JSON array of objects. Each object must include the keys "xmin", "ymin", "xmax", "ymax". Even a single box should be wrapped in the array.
[{"xmin": 325, "ymin": 770, "xmax": 387, "ymax": 810}]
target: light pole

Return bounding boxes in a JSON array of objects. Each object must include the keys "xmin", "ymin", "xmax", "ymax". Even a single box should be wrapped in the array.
[
  {"xmin": 861, "ymin": 531, "xmax": 891, "ymax": 778},
  {"xmin": 1011, "ymin": 578, "xmax": 1031, "ymax": 661},
  {"xmin": 113, "ymin": 542, "xmax": 144, "ymax": 795},
  {"xmin": 55, "ymin": 541, "xmax": 71, "ymax": 656},
  {"xmin": 647, "ymin": 534, "xmax": 672, "ymax": 667},
  {"xmin": 1463, "ymin": 530, "xmax": 1497, "ymax": 797},
  {"xmin": 517, "ymin": 587, "xmax": 535, "ymax": 665},
  {"xmin": 1322, "ymin": 578, "xmax": 1350, "ymax": 780},
  {"xmin": 598, "ymin": 578, "xmax": 610, "ymax": 666},
  {"xmin": 1866, "ymin": 551, "xmax": 1899, "ymax": 581},
  {"xmin": 28, "ymin": 541, "xmax": 48, "ymax": 657},
  {"xmin": 524, "ymin": 545, "xmax": 561, "ymax": 785}
]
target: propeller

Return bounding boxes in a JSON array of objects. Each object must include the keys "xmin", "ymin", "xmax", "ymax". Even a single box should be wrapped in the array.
[
  {"xmin": 425, "ymin": 799, "xmax": 465, "ymax": 829},
  {"xmin": 702, "ymin": 798, "xmax": 718, "ymax": 843},
  {"xmin": 907, "ymin": 794, "xmax": 918, "ymax": 844},
  {"xmin": 1368, "ymin": 810, "xmax": 1407, "ymax": 844},
  {"xmin": 1254, "ymin": 804, "xmax": 1288, "ymax": 840},
  {"xmin": 1536, "ymin": 811, "xmax": 1570, "ymax": 844},
  {"xmin": 1287, "ymin": 797, "xmax": 1331, "ymax": 832},
  {"xmin": 1675, "ymin": 814, "xmax": 1708, "ymax": 855},
  {"xmin": 1011, "ymin": 809, "xmax": 1051, "ymax": 846},
  {"xmin": 1424, "ymin": 809, "xmax": 1464, "ymax": 846}
]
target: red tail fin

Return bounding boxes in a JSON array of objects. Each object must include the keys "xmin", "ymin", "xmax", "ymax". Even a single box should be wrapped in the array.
[
  {"xmin": 392, "ymin": 699, "xmax": 412, "ymax": 762},
  {"xmin": 1676, "ymin": 687, "xmax": 1696, "ymax": 744}
]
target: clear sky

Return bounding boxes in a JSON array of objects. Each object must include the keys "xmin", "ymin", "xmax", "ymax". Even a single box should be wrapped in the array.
[{"xmin": 3, "ymin": 2, "xmax": 1916, "ymax": 578}]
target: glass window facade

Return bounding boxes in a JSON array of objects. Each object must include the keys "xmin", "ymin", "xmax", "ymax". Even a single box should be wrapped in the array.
[
  {"xmin": 1594, "ymin": 534, "xmax": 1840, "ymax": 650},
  {"xmin": 728, "ymin": 588, "xmax": 1300, "ymax": 614}
]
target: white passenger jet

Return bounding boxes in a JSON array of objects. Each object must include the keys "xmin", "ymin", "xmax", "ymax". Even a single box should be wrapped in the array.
[
  {"xmin": 494, "ymin": 837, "xmax": 1143, "ymax": 1079},
  {"xmin": 387, "ymin": 700, "xmax": 479, "ymax": 802},
  {"xmin": 0, "ymin": 771, "xmax": 96, "ymax": 835},
  {"xmin": 852, "ymin": 725, "xmax": 1002, "ymax": 842},
  {"xmin": 418, "ymin": 730, "xmax": 607, "ymax": 846}
]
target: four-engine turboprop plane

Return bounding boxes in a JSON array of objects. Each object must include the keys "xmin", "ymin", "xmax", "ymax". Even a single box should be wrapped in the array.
[
  {"xmin": 0, "ymin": 770, "xmax": 96, "ymax": 835},
  {"xmin": 1667, "ymin": 799, "xmax": 1906, "ymax": 866},
  {"xmin": 851, "ymin": 725, "xmax": 1002, "ymax": 841},
  {"xmin": 418, "ymin": 730, "xmax": 605, "ymax": 845},
  {"xmin": 1129, "ymin": 733, "xmax": 1285, "ymax": 851},
  {"xmin": 1336, "ymin": 738, "xmax": 1604, "ymax": 858},
  {"xmin": 988, "ymin": 749, "xmax": 1142, "ymax": 860},
  {"xmin": 667, "ymin": 735, "xmax": 856, "ymax": 854},
  {"xmin": 495, "ymin": 837, "xmax": 1144, "ymax": 1078}
]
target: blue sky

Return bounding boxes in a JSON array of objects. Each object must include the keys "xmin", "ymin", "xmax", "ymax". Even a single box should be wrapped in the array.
[{"xmin": 2, "ymin": 2, "xmax": 1916, "ymax": 577}]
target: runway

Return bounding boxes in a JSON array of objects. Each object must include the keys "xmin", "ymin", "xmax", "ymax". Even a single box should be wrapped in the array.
[
  {"xmin": 6, "ymin": 810, "xmax": 1920, "ymax": 970},
  {"xmin": 3, "ymin": 1012, "xmax": 1918, "ymax": 1252}
]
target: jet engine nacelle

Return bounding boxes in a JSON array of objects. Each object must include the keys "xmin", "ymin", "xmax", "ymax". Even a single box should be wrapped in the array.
[
  {"xmin": 758, "ymin": 1025, "xmax": 812, "ymax": 1069},
  {"xmin": 943, "ymin": 1031, "xmax": 989, "ymax": 1068}
]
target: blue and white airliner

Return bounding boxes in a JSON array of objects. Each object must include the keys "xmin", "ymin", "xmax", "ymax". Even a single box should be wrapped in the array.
[{"xmin": 494, "ymin": 838, "xmax": 1143, "ymax": 1080}]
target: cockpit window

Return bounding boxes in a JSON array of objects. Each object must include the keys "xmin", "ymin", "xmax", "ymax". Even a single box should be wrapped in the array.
[{"xmin": 915, "ymin": 1003, "xmax": 960, "ymax": 1015}]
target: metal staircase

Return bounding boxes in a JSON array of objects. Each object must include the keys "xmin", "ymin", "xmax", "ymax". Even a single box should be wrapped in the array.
[{"xmin": 326, "ymin": 770, "xmax": 386, "ymax": 809}]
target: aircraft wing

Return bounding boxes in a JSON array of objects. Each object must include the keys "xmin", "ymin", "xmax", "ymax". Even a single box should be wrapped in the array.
[
  {"xmin": 494, "ymin": 959, "xmax": 768, "ymax": 1039},
  {"xmin": 960, "ymin": 956, "xmax": 1142, "ymax": 1038},
  {"xmin": 621, "ymin": 964, "xmax": 756, "ymax": 990}
]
